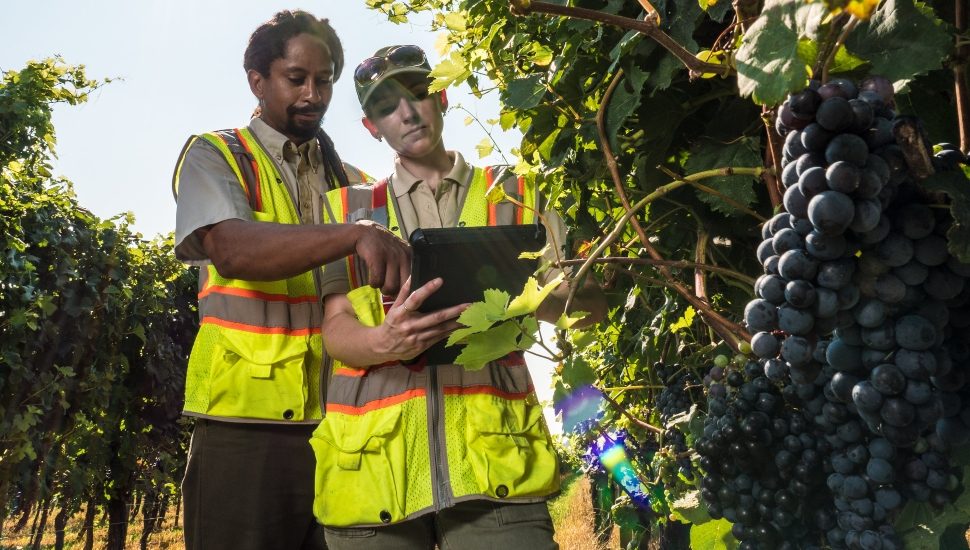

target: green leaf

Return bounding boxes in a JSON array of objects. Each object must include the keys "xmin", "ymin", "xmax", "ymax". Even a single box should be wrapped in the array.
[
  {"xmin": 429, "ymin": 52, "xmax": 471, "ymax": 93},
  {"xmin": 447, "ymin": 288, "xmax": 510, "ymax": 345},
  {"xmin": 735, "ymin": 0, "xmax": 827, "ymax": 105},
  {"xmin": 670, "ymin": 490, "xmax": 712, "ymax": 526},
  {"xmin": 921, "ymin": 169, "xmax": 970, "ymax": 261},
  {"xmin": 896, "ymin": 466, "xmax": 970, "ymax": 549},
  {"xmin": 606, "ymin": 65, "xmax": 650, "ymax": 150},
  {"xmin": 506, "ymin": 75, "xmax": 546, "ymax": 110},
  {"xmin": 669, "ymin": 306, "xmax": 696, "ymax": 334},
  {"xmin": 555, "ymin": 310, "xmax": 589, "ymax": 330},
  {"xmin": 475, "ymin": 137, "xmax": 494, "ymax": 159},
  {"xmin": 844, "ymin": 0, "xmax": 952, "ymax": 90},
  {"xmin": 506, "ymin": 274, "xmax": 563, "ymax": 318},
  {"xmin": 684, "ymin": 136, "xmax": 762, "ymax": 216},
  {"xmin": 519, "ymin": 243, "xmax": 549, "ymax": 260},
  {"xmin": 689, "ymin": 518, "xmax": 738, "ymax": 550},
  {"xmin": 442, "ymin": 12, "xmax": 466, "ymax": 31},
  {"xmin": 453, "ymin": 319, "xmax": 522, "ymax": 371}
]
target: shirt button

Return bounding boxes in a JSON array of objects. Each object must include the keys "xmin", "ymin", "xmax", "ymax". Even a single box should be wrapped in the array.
[
  {"xmin": 496, "ymin": 485, "xmax": 509, "ymax": 498},
  {"xmin": 282, "ymin": 409, "xmax": 294, "ymax": 420}
]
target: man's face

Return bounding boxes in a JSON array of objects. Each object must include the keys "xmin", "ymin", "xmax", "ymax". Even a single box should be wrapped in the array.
[
  {"xmin": 249, "ymin": 33, "xmax": 334, "ymax": 144},
  {"xmin": 363, "ymin": 74, "xmax": 445, "ymax": 159}
]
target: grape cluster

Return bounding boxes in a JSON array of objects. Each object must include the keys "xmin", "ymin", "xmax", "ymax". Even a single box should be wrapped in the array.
[
  {"xmin": 697, "ymin": 361, "xmax": 831, "ymax": 549},
  {"xmin": 656, "ymin": 361, "xmax": 702, "ymax": 423},
  {"xmin": 702, "ymin": 75, "xmax": 970, "ymax": 549}
]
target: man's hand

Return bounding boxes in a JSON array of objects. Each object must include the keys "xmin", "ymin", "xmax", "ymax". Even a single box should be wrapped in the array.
[{"xmin": 354, "ymin": 220, "xmax": 411, "ymax": 295}]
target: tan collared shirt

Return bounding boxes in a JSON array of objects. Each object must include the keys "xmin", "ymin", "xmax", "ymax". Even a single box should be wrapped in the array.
[
  {"xmin": 174, "ymin": 117, "xmax": 332, "ymax": 265},
  {"xmin": 319, "ymin": 152, "xmax": 568, "ymax": 298}
]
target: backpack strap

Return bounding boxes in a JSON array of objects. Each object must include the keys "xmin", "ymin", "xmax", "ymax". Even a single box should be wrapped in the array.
[{"xmin": 210, "ymin": 129, "xmax": 263, "ymax": 212}]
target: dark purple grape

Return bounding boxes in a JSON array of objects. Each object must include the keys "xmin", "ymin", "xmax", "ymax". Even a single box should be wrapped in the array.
[
  {"xmin": 816, "ymin": 258, "xmax": 856, "ymax": 290},
  {"xmin": 895, "ymin": 315, "xmax": 937, "ymax": 351},
  {"xmin": 756, "ymin": 274, "xmax": 787, "ymax": 304},
  {"xmin": 852, "ymin": 380, "xmax": 883, "ymax": 412},
  {"xmin": 826, "ymin": 133, "xmax": 869, "ymax": 167},
  {"xmin": 744, "ymin": 299, "xmax": 779, "ymax": 332},
  {"xmin": 784, "ymin": 184, "xmax": 809, "ymax": 218},
  {"xmin": 801, "ymin": 123, "xmax": 833, "ymax": 152},
  {"xmin": 816, "ymin": 97, "xmax": 854, "ymax": 132},
  {"xmin": 849, "ymin": 200, "xmax": 881, "ymax": 233},
  {"xmin": 773, "ymin": 227, "xmax": 805, "ymax": 254},
  {"xmin": 799, "ymin": 166, "xmax": 829, "ymax": 198},
  {"xmin": 778, "ymin": 249, "xmax": 819, "ymax": 280},
  {"xmin": 808, "ymin": 191, "xmax": 855, "ymax": 235},
  {"xmin": 870, "ymin": 363, "xmax": 906, "ymax": 395},
  {"xmin": 826, "ymin": 161, "xmax": 860, "ymax": 193}
]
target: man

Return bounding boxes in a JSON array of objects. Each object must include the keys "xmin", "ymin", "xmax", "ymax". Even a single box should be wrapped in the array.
[
  {"xmin": 172, "ymin": 12, "xmax": 410, "ymax": 550},
  {"xmin": 309, "ymin": 45, "xmax": 607, "ymax": 549}
]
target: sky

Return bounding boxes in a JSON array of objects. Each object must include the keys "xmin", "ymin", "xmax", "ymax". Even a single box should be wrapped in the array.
[
  {"xmin": 2, "ymin": 1, "xmax": 563, "ymax": 432},
  {"xmin": 0, "ymin": 1, "xmax": 521, "ymax": 238}
]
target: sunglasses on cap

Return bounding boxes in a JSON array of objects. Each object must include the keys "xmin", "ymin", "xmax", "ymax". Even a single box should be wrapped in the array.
[{"xmin": 354, "ymin": 45, "xmax": 428, "ymax": 86}]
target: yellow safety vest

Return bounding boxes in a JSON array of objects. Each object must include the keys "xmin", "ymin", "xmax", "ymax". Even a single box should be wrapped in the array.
[
  {"xmin": 310, "ymin": 166, "xmax": 560, "ymax": 527},
  {"xmin": 173, "ymin": 127, "xmax": 366, "ymax": 423}
]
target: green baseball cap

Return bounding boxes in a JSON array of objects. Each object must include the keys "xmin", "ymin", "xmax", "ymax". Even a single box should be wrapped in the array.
[{"xmin": 354, "ymin": 45, "xmax": 432, "ymax": 108}]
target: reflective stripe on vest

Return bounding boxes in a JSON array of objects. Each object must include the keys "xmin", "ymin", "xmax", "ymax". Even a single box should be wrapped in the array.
[
  {"xmin": 177, "ymin": 127, "xmax": 324, "ymax": 423},
  {"xmin": 311, "ymin": 165, "xmax": 559, "ymax": 527}
]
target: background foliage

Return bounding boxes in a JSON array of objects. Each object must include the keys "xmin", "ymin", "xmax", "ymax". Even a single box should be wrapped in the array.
[{"xmin": 0, "ymin": 59, "xmax": 197, "ymax": 549}]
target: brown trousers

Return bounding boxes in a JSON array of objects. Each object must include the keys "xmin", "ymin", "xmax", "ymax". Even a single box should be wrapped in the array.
[{"xmin": 181, "ymin": 419, "xmax": 327, "ymax": 550}]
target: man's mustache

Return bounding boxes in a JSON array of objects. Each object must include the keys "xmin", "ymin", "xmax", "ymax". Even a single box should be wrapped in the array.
[{"xmin": 289, "ymin": 104, "xmax": 326, "ymax": 116}]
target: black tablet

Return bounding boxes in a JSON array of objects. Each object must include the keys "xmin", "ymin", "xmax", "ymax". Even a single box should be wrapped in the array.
[{"xmin": 408, "ymin": 223, "xmax": 547, "ymax": 364}]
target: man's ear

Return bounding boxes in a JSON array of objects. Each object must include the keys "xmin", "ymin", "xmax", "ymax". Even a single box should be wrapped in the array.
[
  {"xmin": 438, "ymin": 89, "xmax": 448, "ymax": 111},
  {"xmin": 362, "ymin": 116, "xmax": 381, "ymax": 140},
  {"xmin": 247, "ymin": 69, "xmax": 264, "ymax": 101}
]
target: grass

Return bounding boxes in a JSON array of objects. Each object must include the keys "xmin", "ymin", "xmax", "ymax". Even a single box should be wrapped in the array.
[{"xmin": 2, "ymin": 476, "xmax": 612, "ymax": 549}]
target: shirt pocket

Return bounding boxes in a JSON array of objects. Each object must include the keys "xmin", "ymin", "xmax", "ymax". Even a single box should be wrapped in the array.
[{"xmin": 310, "ymin": 406, "xmax": 407, "ymax": 526}]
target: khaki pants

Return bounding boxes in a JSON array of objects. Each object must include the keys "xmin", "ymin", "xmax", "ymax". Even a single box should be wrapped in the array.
[
  {"xmin": 182, "ymin": 419, "xmax": 327, "ymax": 550},
  {"xmin": 323, "ymin": 500, "xmax": 558, "ymax": 550}
]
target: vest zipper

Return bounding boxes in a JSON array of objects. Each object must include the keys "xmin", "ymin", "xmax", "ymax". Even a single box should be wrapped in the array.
[{"xmin": 428, "ymin": 365, "xmax": 451, "ymax": 510}]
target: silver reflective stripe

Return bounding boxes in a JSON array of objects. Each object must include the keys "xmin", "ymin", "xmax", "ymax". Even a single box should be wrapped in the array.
[
  {"xmin": 326, "ymin": 365, "xmax": 428, "ymax": 408},
  {"xmin": 326, "ymin": 361, "xmax": 532, "ymax": 408},
  {"xmin": 199, "ymin": 292, "xmax": 321, "ymax": 331}
]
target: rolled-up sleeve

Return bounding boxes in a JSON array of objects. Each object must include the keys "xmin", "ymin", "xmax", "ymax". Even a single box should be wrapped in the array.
[{"xmin": 174, "ymin": 139, "xmax": 253, "ymax": 265}]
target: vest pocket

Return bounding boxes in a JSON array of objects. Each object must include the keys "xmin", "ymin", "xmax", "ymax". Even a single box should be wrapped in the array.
[
  {"xmin": 310, "ymin": 406, "xmax": 406, "ymax": 527},
  {"xmin": 207, "ymin": 331, "xmax": 309, "ymax": 420},
  {"xmin": 464, "ymin": 398, "xmax": 558, "ymax": 499}
]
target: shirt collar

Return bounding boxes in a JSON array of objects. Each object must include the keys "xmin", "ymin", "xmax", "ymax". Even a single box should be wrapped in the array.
[
  {"xmin": 248, "ymin": 117, "xmax": 320, "ymax": 171},
  {"xmin": 389, "ymin": 151, "xmax": 472, "ymax": 198}
]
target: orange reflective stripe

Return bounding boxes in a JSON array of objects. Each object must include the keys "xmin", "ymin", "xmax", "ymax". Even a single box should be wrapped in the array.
[
  {"xmin": 442, "ymin": 384, "xmax": 534, "ymax": 400},
  {"xmin": 326, "ymin": 388, "xmax": 426, "ymax": 415},
  {"xmin": 199, "ymin": 284, "xmax": 317, "ymax": 303},
  {"xmin": 201, "ymin": 316, "xmax": 321, "ymax": 336},
  {"xmin": 333, "ymin": 367, "xmax": 366, "ymax": 378},
  {"xmin": 485, "ymin": 166, "xmax": 497, "ymax": 226},
  {"xmin": 234, "ymin": 129, "xmax": 263, "ymax": 211},
  {"xmin": 516, "ymin": 176, "xmax": 526, "ymax": 225}
]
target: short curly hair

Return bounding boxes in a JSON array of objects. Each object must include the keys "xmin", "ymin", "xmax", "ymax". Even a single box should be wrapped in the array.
[{"xmin": 243, "ymin": 10, "xmax": 344, "ymax": 81}]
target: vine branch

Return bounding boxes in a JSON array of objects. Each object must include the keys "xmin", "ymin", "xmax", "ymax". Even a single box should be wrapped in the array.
[
  {"xmin": 555, "ymin": 257, "xmax": 756, "ymax": 286},
  {"xmin": 509, "ymin": 0, "xmax": 730, "ymax": 79}
]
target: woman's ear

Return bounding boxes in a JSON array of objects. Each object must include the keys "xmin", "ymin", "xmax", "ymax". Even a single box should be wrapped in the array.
[{"xmin": 362, "ymin": 116, "xmax": 382, "ymax": 141}]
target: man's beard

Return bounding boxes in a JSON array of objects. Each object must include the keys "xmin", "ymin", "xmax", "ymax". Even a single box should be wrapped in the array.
[{"xmin": 287, "ymin": 106, "xmax": 325, "ymax": 141}]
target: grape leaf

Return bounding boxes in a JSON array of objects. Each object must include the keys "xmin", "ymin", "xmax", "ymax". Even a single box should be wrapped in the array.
[
  {"xmin": 896, "ymin": 466, "xmax": 970, "ymax": 550},
  {"xmin": 670, "ymin": 490, "xmax": 711, "ymax": 526},
  {"xmin": 689, "ymin": 518, "xmax": 738, "ymax": 550},
  {"xmin": 555, "ymin": 310, "xmax": 589, "ymax": 330},
  {"xmin": 606, "ymin": 65, "xmax": 650, "ymax": 151},
  {"xmin": 506, "ymin": 274, "xmax": 563, "ymax": 318},
  {"xmin": 429, "ymin": 51, "xmax": 471, "ymax": 92},
  {"xmin": 684, "ymin": 136, "xmax": 762, "ymax": 216},
  {"xmin": 735, "ymin": 0, "xmax": 827, "ymax": 105},
  {"xmin": 506, "ymin": 74, "xmax": 546, "ymax": 110},
  {"xmin": 453, "ymin": 319, "xmax": 522, "ymax": 371},
  {"xmin": 844, "ymin": 0, "xmax": 952, "ymax": 91},
  {"xmin": 669, "ymin": 306, "xmax": 696, "ymax": 333},
  {"xmin": 448, "ymin": 288, "xmax": 510, "ymax": 345}
]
